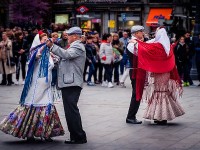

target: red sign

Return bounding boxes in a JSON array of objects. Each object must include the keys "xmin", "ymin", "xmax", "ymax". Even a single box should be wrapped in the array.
[{"xmin": 76, "ymin": 6, "xmax": 89, "ymax": 14}]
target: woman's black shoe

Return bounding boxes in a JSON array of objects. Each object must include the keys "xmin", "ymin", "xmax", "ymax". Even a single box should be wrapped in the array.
[
  {"xmin": 44, "ymin": 137, "xmax": 53, "ymax": 142},
  {"xmin": 26, "ymin": 137, "xmax": 35, "ymax": 142},
  {"xmin": 154, "ymin": 120, "xmax": 167, "ymax": 125}
]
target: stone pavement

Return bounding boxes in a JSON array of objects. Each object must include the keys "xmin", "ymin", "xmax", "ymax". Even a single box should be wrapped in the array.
[{"xmin": 0, "ymin": 78, "xmax": 200, "ymax": 150}]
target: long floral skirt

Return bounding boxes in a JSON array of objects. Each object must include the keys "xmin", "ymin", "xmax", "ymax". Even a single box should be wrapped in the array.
[
  {"xmin": 0, "ymin": 105, "xmax": 65, "ymax": 139},
  {"xmin": 143, "ymin": 73, "xmax": 185, "ymax": 121}
]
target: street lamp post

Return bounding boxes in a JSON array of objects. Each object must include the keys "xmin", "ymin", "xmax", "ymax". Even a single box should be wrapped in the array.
[{"xmin": 72, "ymin": 0, "xmax": 77, "ymax": 26}]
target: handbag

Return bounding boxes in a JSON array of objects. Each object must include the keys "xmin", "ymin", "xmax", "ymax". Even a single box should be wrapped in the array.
[
  {"xmin": 7, "ymin": 57, "xmax": 16, "ymax": 67},
  {"xmin": 113, "ymin": 48, "xmax": 122, "ymax": 63}
]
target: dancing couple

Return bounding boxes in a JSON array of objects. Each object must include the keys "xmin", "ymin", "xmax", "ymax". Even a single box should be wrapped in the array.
[{"xmin": 0, "ymin": 27, "xmax": 87, "ymax": 144}]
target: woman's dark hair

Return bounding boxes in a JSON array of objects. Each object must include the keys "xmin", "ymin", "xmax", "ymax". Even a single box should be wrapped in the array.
[
  {"xmin": 86, "ymin": 35, "xmax": 93, "ymax": 40},
  {"xmin": 102, "ymin": 33, "xmax": 111, "ymax": 41},
  {"xmin": 15, "ymin": 31, "xmax": 23, "ymax": 41},
  {"xmin": 112, "ymin": 33, "xmax": 120, "ymax": 45},
  {"xmin": 178, "ymin": 36, "xmax": 185, "ymax": 42}
]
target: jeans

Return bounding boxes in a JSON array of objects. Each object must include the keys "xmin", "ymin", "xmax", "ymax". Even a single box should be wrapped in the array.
[
  {"xmin": 120, "ymin": 54, "xmax": 127, "ymax": 74},
  {"xmin": 87, "ymin": 61, "xmax": 95, "ymax": 82}
]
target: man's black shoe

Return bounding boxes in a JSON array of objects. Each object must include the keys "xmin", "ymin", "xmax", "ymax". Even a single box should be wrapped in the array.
[
  {"xmin": 126, "ymin": 118, "xmax": 142, "ymax": 124},
  {"xmin": 0, "ymin": 82, "xmax": 6, "ymax": 85},
  {"xmin": 7, "ymin": 83, "xmax": 12, "ymax": 86},
  {"xmin": 64, "ymin": 139, "xmax": 87, "ymax": 144}
]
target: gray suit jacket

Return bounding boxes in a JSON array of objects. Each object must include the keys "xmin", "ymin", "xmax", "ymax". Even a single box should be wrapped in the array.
[{"xmin": 51, "ymin": 40, "xmax": 86, "ymax": 88}]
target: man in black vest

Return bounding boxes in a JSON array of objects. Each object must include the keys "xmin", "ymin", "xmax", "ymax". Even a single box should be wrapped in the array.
[{"xmin": 126, "ymin": 25, "xmax": 145, "ymax": 124}]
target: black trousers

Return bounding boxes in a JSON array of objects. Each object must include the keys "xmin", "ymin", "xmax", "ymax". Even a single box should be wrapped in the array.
[
  {"xmin": 61, "ymin": 86, "xmax": 86, "ymax": 141},
  {"xmin": 94, "ymin": 62, "xmax": 103, "ymax": 83},
  {"xmin": 16, "ymin": 56, "xmax": 27, "ymax": 80},
  {"xmin": 127, "ymin": 70, "xmax": 141, "ymax": 120},
  {"xmin": 103, "ymin": 64, "xmax": 113, "ymax": 82},
  {"xmin": 1, "ymin": 60, "xmax": 12, "ymax": 84}
]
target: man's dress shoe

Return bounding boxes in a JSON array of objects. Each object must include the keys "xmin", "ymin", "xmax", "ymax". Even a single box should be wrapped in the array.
[
  {"xmin": 126, "ymin": 118, "xmax": 142, "ymax": 124},
  {"xmin": 64, "ymin": 139, "xmax": 87, "ymax": 144}
]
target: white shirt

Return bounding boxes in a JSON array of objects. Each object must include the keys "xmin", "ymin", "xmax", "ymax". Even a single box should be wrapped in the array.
[{"xmin": 127, "ymin": 36, "xmax": 138, "ymax": 55}]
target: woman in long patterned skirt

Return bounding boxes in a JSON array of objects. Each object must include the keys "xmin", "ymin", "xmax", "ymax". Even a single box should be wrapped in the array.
[
  {"xmin": 0, "ymin": 33, "xmax": 64, "ymax": 141},
  {"xmin": 143, "ymin": 72, "xmax": 185, "ymax": 124},
  {"xmin": 130, "ymin": 27, "xmax": 185, "ymax": 125}
]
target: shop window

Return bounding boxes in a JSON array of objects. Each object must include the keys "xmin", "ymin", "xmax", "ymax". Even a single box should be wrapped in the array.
[
  {"xmin": 81, "ymin": 20, "xmax": 92, "ymax": 32},
  {"xmin": 55, "ymin": 14, "xmax": 69, "ymax": 24}
]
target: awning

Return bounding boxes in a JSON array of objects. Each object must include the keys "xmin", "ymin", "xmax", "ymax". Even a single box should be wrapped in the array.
[{"xmin": 146, "ymin": 8, "xmax": 172, "ymax": 26}]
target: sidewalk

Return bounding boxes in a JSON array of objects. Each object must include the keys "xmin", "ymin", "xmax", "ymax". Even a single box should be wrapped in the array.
[{"xmin": 0, "ymin": 78, "xmax": 200, "ymax": 150}]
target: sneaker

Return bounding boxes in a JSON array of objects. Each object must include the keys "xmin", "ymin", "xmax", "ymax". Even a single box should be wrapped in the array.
[
  {"xmin": 189, "ymin": 84, "xmax": 196, "ymax": 87},
  {"xmin": 120, "ymin": 82, "xmax": 126, "ymax": 88},
  {"xmin": 108, "ymin": 82, "xmax": 114, "ymax": 88},
  {"xmin": 101, "ymin": 81, "xmax": 108, "ymax": 87},
  {"xmin": 87, "ymin": 82, "xmax": 95, "ymax": 86},
  {"xmin": 15, "ymin": 81, "xmax": 19, "ymax": 85},
  {"xmin": 22, "ymin": 80, "xmax": 25, "ymax": 85}
]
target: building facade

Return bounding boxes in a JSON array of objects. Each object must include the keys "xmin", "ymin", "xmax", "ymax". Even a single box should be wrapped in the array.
[
  {"xmin": 53, "ymin": 0, "xmax": 195, "ymax": 34},
  {"xmin": 0, "ymin": 0, "xmax": 9, "ymax": 27}
]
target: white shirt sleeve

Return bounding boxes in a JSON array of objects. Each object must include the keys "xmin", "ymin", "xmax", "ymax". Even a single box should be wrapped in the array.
[{"xmin": 127, "ymin": 42, "xmax": 138, "ymax": 55}]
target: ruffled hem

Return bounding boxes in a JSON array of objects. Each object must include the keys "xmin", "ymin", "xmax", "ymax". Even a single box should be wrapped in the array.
[
  {"xmin": 0, "ymin": 105, "xmax": 65, "ymax": 139},
  {"xmin": 142, "ymin": 77, "xmax": 185, "ymax": 121},
  {"xmin": 143, "ymin": 96, "xmax": 185, "ymax": 121}
]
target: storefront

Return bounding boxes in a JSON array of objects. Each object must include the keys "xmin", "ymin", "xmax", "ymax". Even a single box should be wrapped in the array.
[
  {"xmin": 146, "ymin": 8, "xmax": 173, "ymax": 31},
  {"xmin": 53, "ymin": 1, "xmax": 143, "ymax": 34},
  {"xmin": 55, "ymin": 14, "xmax": 69, "ymax": 24},
  {"xmin": 77, "ymin": 12, "xmax": 101, "ymax": 33},
  {"xmin": 117, "ymin": 12, "xmax": 140, "ymax": 30}
]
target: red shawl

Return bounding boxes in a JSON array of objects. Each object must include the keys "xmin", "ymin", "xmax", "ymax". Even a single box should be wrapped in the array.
[{"xmin": 134, "ymin": 41, "xmax": 181, "ymax": 101}]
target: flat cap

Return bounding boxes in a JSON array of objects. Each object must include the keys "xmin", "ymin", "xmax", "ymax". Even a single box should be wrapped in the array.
[
  {"xmin": 131, "ymin": 25, "xmax": 144, "ymax": 33},
  {"xmin": 66, "ymin": 27, "xmax": 82, "ymax": 35}
]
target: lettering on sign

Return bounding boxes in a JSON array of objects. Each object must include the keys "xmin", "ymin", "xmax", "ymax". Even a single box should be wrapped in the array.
[{"xmin": 153, "ymin": 14, "xmax": 165, "ymax": 19}]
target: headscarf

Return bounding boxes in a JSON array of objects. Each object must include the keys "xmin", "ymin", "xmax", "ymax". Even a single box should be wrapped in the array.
[
  {"xmin": 146, "ymin": 28, "xmax": 170, "ymax": 56},
  {"xmin": 31, "ymin": 34, "xmax": 40, "ymax": 49},
  {"xmin": 154, "ymin": 28, "xmax": 171, "ymax": 56}
]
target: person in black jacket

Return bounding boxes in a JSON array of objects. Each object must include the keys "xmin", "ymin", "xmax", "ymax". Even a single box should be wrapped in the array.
[
  {"xmin": 13, "ymin": 31, "xmax": 29, "ymax": 85},
  {"xmin": 184, "ymin": 32, "xmax": 195, "ymax": 86},
  {"xmin": 174, "ymin": 36, "xmax": 194, "ymax": 86},
  {"xmin": 85, "ymin": 36, "xmax": 97, "ymax": 86}
]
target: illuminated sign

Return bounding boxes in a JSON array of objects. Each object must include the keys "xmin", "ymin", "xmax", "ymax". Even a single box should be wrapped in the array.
[{"xmin": 76, "ymin": 6, "xmax": 89, "ymax": 14}]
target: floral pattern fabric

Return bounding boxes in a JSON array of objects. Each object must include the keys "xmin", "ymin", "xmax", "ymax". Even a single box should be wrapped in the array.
[{"xmin": 0, "ymin": 105, "xmax": 64, "ymax": 139}]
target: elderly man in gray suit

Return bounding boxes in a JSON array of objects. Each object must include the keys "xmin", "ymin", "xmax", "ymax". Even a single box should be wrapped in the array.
[{"xmin": 46, "ymin": 27, "xmax": 87, "ymax": 144}]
